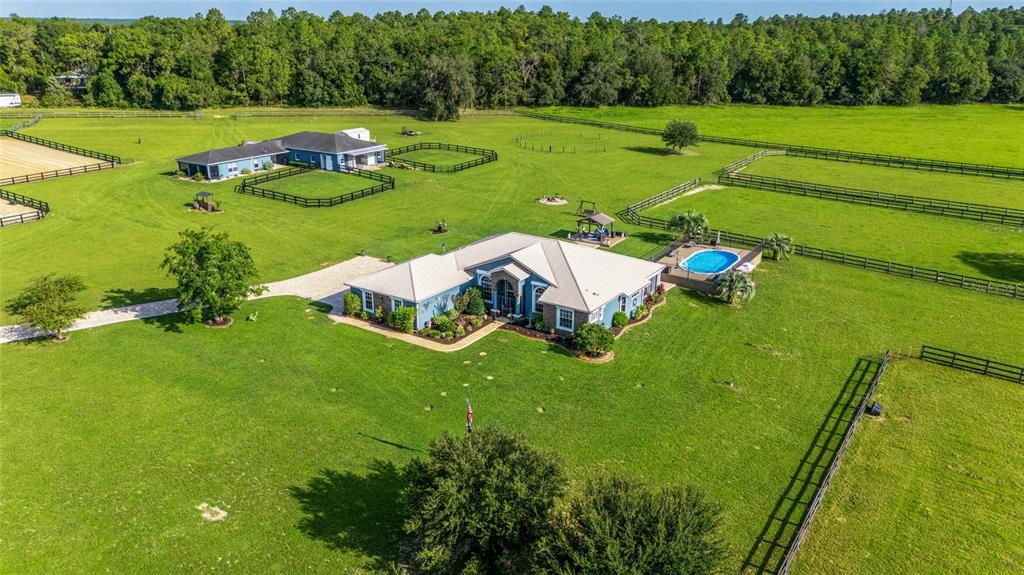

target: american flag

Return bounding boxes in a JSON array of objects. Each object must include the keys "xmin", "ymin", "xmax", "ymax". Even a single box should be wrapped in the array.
[{"xmin": 466, "ymin": 399, "xmax": 474, "ymax": 432}]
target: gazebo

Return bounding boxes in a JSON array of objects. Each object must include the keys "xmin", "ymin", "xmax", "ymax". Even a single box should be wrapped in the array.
[
  {"xmin": 194, "ymin": 191, "xmax": 220, "ymax": 213},
  {"xmin": 575, "ymin": 212, "xmax": 615, "ymax": 240}
]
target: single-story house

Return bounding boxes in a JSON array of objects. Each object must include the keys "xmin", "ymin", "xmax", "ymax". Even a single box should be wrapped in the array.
[
  {"xmin": 175, "ymin": 128, "xmax": 387, "ymax": 181},
  {"xmin": 347, "ymin": 232, "xmax": 666, "ymax": 333}
]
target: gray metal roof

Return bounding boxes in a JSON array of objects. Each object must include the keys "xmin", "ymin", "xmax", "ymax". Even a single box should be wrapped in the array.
[
  {"xmin": 275, "ymin": 131, "xmax": 385, "ymax": 155},
  {"xmin": 176, "ymin": 141, "xmax": 288, "ymax": 165}
]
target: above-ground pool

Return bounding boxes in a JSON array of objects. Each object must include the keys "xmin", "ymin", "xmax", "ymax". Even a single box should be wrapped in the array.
[{"xmin": 679, "ymin": 249, "xmax": 740, "ymax": 274}]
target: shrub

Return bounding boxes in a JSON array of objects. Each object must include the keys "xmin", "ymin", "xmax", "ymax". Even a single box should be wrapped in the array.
[
  {"xmin": 343, "ymin": 291, "xmax": 362, "ymax": 316},
  {"xmin": 174, "ymin": 170, "xmax": 185, "ymax": 178},
  {"xmin": 532, "ymin": 312, "xmax": 545, "ymax": 331},
  {"xmin": 611, "ymin": 311, "xmax": 629, "ymax": 328},
  {"xmin": 464, "ymin": 287, "xmax": 486, "ymax": 316},
  {"xmin": 427, "ymin": 329, "xmax": 441, "ymax": 338},
  {"xmin": 241, "ymin": 168, "xmax": 252, "ymax": 175},
  {"xmin": 432, "ymin": 313, "xmax": 456, "ymax": 333},
  {"xmin": 388, "ymin": 306, "xmax": 417, "ymax": 333},
  {"xmin": 402, "ymin": 428, "xmax": 565, "ymax": 573},
  {"xmin": 468, "ymin": 315, "xmax": 484, "ymax": 328},
  {"xmin": 358, "ymin": 310, "xmax": 370, "ymax": 321},
  {"xmin": 715, "ymin": 269, "xmax": 756, "ymax": 306},
  {"xmin": 191, "ymin": 172, "xmax": 205, "ymax": 181},
  {"xmin": 262, "ymin": 161, "xmax": 273, "ymax": 170},
  {"xmin": 537, "ymin": 477, "xmax": 724, "ymax": 575},
  {"xmin": 574, "ymin": 323, "xmax": 615, "ymax": 357},
  {"xmin": 632, "ymin": 303, "xmax": 648, "ymax": 320},
  {"xmin": 454, "ymin": 324, "xmax": 466, "ymax": 337},
  {"xmin": 452, "ymin": 291, "xmax": 471, "ymax": 315}
]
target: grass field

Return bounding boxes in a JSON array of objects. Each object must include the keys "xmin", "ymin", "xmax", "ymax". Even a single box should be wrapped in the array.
[
  {"xmin": 1, "ymin": 105, "xmax": 1022, "ymax": 574},
  {"xmin": 643, "ymin": 186, "xmax": 1024, "ymax": 282},
  {"xmin": 743, "ymin": 155, "xmax": 1024, "ymax": 210},
  {"xmin": 254, "ymin": 170, "xmax": 387, "ymax": 199},
  {"xmin": 791, "ymin": 361, "xmax": 1024, "ymax": 575},
  {"xmin": 391, "ymin": 147, "xmax": 485, "ymax": 165}
]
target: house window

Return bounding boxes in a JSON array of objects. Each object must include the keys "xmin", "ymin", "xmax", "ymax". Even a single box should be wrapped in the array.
[
  {"xmin": 619, "ymin": 296, "xmax": 627, "ymax": 312},
  {"xmin": 533, "ymin": 286, "xmax": 546, "ymax": 314},
  {"xmin": 557, "ymin": 308, "xmax": 574, "ymax": 331},
  {"xmin": 227, "ymin": 163, "xmax": 239, "ymax": 174},
  {"xmin": 362, "ymin": 291, "xmax": 374, "ymax": 312},
  {"xmin": 293, "ymin": 151, "xmax": 300, "ymax": 161},
  {"xmin": 391, "ymin": 298, "xmax": 403, "ymax": 310},
  {"xmin": 480, "ymin": 275, "xmax": 492, "ymax": 303},
  {"xmin": 632, "ymin": 290, "xmax": 642, "ymax": 307}
]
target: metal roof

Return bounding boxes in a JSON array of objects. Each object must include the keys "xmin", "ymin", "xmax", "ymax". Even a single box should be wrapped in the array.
[
  {"xmin": 276, "ymin": 131, "xmax": 385, "ymax": 155},
  {"xmin": 176, "ymin": 141, "xmax": 288, "ymax": 165},
  {"xmin": 582, "ymin": 212, "xmax": 615, "ymax": 226},
  {"xmin": 348, "ymin": 233, "xmax": 665, "ymax": 313}
]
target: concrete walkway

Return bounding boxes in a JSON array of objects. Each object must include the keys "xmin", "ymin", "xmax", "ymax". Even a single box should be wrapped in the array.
[
  {"xmin": 330, "ymin": 315, "xmax": 504, "ymax": 352},
  {"xmin": 0, "ymin": 256, "xmax": 392, "ymax": 344}
]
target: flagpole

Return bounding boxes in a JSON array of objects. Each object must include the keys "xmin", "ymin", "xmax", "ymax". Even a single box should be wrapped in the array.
[{"xmin": 465, "ymin": 391, "xmax": 474, "ymax": 434}]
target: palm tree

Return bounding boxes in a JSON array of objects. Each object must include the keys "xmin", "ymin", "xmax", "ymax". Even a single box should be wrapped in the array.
[
  {"xmin": 763, "ymin": 233, "xmax": 794, "ymax": 261},
  {"xmin": 670, "ymin": 209, "xmax": 709, "ymax": 241},
  {"xmin": 715, "ymin": 270, "xmax": 756, "ymax": 306}
]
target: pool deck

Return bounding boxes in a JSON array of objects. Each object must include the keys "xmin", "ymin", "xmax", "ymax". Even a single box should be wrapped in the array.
[{"xmin": 659, "ymin": 243, "xmax": 763, "ymax": 293}]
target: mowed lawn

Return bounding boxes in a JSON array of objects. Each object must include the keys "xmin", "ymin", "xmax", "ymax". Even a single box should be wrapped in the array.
[
  {"xmin": 2, "ymin": 256, "xmax": 1022, "ymax": 574},
  {"xmin": 0, "ymin": 115, "xmax": 753, "ymax": 323},
  {"xmin": 744, "ymin": 155, "xmax": 1024, "ymax": 210},
  {"xmin": 391, "ymin": 147, "xmax": 485, "ymax": 165},
  {"xmin": 642, "ymin": 186, "xmax": 1024, "ymax": 282},
  {"xmin": 257, "ymin": 170, "xmax": 387, "ymax": 199},
  {"xmin": 792, "ymin": 361, "xmax": 1024, "ymax": 575}
]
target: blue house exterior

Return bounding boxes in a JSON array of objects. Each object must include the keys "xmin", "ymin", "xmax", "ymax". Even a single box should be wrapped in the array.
[
  {"xmin": 176, "ymin": 129, "xmax": 387, "ymax": 181},
  {"xmin": 346, "ymin": 233, "xmax": 665, "ymax": 334}
]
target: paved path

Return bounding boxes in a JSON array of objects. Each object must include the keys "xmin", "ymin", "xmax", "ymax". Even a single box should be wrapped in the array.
[
  {"xmin": 330, "ymin": 315, "xmax": 505, "ymax": 352},
  {"xmin": 0, "ymin": 256, "xmax": 392, "ymax": 344}
]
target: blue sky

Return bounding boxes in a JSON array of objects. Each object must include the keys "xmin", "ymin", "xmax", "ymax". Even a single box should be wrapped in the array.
[{"xmin": 4, "ymin": 1, "xmax": 1016, "ymax": 21}]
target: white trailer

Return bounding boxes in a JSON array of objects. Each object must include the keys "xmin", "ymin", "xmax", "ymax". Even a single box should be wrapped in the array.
[
  {"xmin": 0, "ymin": 93, "xmax": 22, "ymax": 108},
  {"xmin": 340, "ymin": 127, "xmax": 372, "ymax": 141}
]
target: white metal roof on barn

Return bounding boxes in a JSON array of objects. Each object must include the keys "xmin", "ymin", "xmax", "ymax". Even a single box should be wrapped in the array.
[{"xmin": 348, "ymin": 232, "xmax": 665, "ymax": 312}]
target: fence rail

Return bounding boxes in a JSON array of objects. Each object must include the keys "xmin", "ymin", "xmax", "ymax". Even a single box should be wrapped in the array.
[
  {"xmin": 0, "ymin": 110, "xmax": 201, "ymax": 119},
  {"xmin": 232, "ymin": 109, "xmax": 418, "ymax": 118},
  {"xmin": 5, "ymin": 114, "xmax": 43, "ymax": 132},
  {"xmin": 2, "ymin": 129, "xmax": 122, "ymax": 164},
  {"xmin": 235, "ymin": 166, "xmax": 395, "ymax": 208},
  {"xmin": 777, "ymin": 352, "xmax": 891, "ymax": 575},
  {"xmin": 624, "ymin": 178, "xmax": 702, "ymax": 213},
  {"xmin": 620, "ymin": 210, "xmax": 1023, "ymax": 299},
  {"xmin": 920, "ymin": 346, "xmax": 1024, "ymax": 383},
  {"xmin": 719, "ymin": 172, "xmax": 1024, "ymax": 227},
  {"xmin": 712, "ymin": 150, "xmax": 778, "ymax": 175},
  {"xmin": 0, "ymin": 161, "xmax": 117, "ymax": 187},
  {"xmin": 0, "ymin": 188, "xmax": 50, "ymax": 228},
  {"xmin": 517, "ymin": 111, "xmax": 1024, "ymax": 180},
  {"xmin": 389, "ymin": 142, "xmax": 498, "ymax": 173}
]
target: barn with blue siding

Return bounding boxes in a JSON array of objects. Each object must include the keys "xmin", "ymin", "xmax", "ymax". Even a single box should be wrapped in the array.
[{"xmin": 176, "ymin": 128, "xmax": 387, "ymax": 181}]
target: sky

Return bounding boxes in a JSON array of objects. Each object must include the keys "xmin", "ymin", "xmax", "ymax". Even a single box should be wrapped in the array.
[{"xmin": 3, "ymin": 1, "xmax": 1017, "ymax": 21}]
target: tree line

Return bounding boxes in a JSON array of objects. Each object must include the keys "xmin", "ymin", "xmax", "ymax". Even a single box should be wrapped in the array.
[{"xmin": 1, "ymin": 5, "xmax": 1022, "ymax": 115}]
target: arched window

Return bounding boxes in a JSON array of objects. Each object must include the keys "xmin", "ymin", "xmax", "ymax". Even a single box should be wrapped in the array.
[
  {"xmin": 533, "ymin": 286, "xmax": 546, "ymax": 313},
  {"xmin": 479, "ymin": 275, "xmax": 492, "ymax": 302}
]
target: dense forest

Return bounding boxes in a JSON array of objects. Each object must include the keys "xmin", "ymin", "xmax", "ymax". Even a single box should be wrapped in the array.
[{"xmin": 1, "ymin": 6, "xmax": 1022, "ymax": 114}]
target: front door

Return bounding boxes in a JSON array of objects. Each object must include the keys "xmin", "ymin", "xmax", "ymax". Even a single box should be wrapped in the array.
[
  {"xmin": 496, "ymin": 279, "xmax": 516, "ymax": 315},
  {"xmin": 324, "ymin": 155, "xmax": 333, "ymax": 171}
]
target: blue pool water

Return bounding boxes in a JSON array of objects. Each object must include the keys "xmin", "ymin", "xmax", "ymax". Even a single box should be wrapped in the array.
[{"xmin": 680, "ymin": 250, "xmax": 740, "ymax": 274}]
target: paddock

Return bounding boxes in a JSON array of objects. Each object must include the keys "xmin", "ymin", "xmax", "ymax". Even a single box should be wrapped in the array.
[{"xmin": 0, "ymin": 136, "xmax": 104, "ymax": 180}]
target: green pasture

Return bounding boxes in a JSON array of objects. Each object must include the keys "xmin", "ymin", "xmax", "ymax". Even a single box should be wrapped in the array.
[
  {"xmin": 390, "ymin": 147, "xmax": 485, "ymax": 166},
  {"xmin": 792, "ymin": 361, "xmax": 1024, "ymax": 575},
  {"xmin": 253, "ymin": 170, "xmax": 386, "ymax": 200}
]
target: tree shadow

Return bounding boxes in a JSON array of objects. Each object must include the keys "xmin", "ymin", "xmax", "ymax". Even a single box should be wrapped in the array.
[
  {"xmin": 102, "ymin": 287, "xmax": 176, "ymax": 308},
  {"xmin": 629, "ymin": 230, "xmax": 679, "ymax": 246},
  {"xmin": 290, "ymin": 460, "xmax": 407, "ymax": 568},
  {"xmin": 955, "ymin": 251, "xmax": 1024, "ymax": 283},
  {"xmin": 140, "ymin": 311, "xmax": 189, "ymax": 334},
  {"xmin": 741, "ymin": 358, "xmax": 880, "ymax": 574},
  {"xmin": 624, "ymin": 146, "xmax": 674, "ymax": 156}
]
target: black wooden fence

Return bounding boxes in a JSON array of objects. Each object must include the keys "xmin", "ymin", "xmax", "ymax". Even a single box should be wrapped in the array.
[
  {"xmin": 2, "ymin": 129, "xmax": 122, "ymax": 164},
  {"xmin": 776, "ymin": 352, "xmax": 891, "ymax": 575},
  {"xmin": 712, "ymin": 150, "xmax": 779, "ymax": 175},
  {"xmin": 235, "ymin": 167, "xmax": 395, "ymax": 208},
  {"xmin": 619, "ymin": 210, "xmax": 1023, "ymax": 299},
  {"xmin": 920, "ymin": 346, "xmax": 1024, "ymax": 383},
  {"xmin": 719, "ymin": 171, "xmax": 1024, "ymax": 227},
  {"xmin": 623, "ymin": 178, "xmax": 702, "ymax": 213},
  {"xmin": 388, "ymin": 142, "xmax": 498, "ymax": 172},
  {"xmin": 0, "ymin": 188, "xmax": 50, "ymax": 228},
  {"xmin": 0, "ymin": 110, "xmax": 201, "ymax": 119},
  {"xmin": 516, "ymin": 110, "xmax": 1024, "ymax": 180}
]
